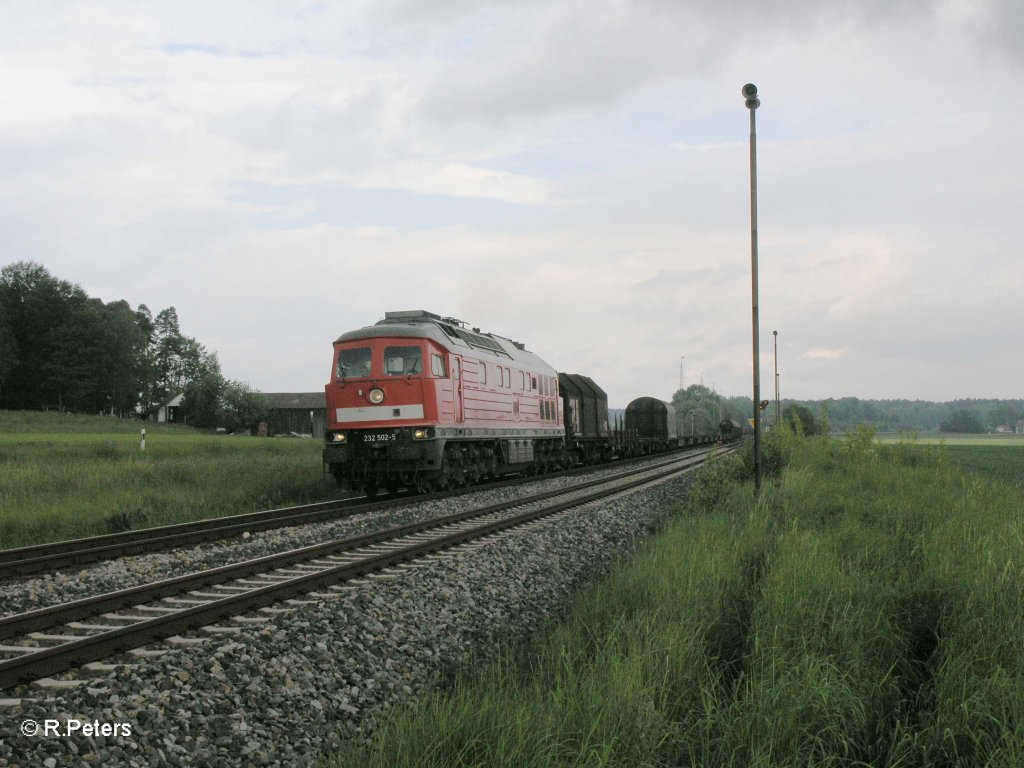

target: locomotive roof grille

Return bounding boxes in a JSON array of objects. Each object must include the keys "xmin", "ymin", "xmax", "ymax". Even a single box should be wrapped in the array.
[
  {"xmin": 383, "ymin": 310, "xmax": 441, "ymax": 322},
  {"xmin": 451, "ymin": 327, "xmax": 507, "ymax": 355}
]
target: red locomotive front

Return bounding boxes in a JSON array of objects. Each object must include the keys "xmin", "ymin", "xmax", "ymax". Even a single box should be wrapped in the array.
[{"xmin": 323, "ymin": 310, "xmax": 564, "ymax": 495}]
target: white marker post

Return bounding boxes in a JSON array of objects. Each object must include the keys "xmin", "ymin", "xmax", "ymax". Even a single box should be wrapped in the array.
[{"xmin": 140, "ymin": 428, "xmax": 146, "ymax": 451}]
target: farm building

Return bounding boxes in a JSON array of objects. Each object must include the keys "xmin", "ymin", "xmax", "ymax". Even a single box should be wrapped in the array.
[
  {"xmin": 156, "ymin": 393, "xmax": 184, "ymax": 423},
  {"xmin": 266, "ymin": 392, "xmax": 327, "ymax": 438}
]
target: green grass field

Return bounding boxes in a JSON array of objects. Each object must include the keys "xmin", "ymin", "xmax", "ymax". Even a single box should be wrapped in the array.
[
  {"xmin": 0, "ymin": 410, "xmax": 340, "ymax": 550},
  {"xmin": 327, "ymin": 432, "xmax": 1024, "ymax": 766},
  {"xmin": 875, "ymin": 431, "xmax": 1024, "ymax": 446},
  {"xmin": 872, "ymin": 432, "xmax": 1024, "ymax": 491}
]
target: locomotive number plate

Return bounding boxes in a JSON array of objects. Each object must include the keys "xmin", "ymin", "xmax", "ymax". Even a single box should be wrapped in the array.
[{"xmin": 363, "ymin": 433, "xmax": 398, "ymax": 443}]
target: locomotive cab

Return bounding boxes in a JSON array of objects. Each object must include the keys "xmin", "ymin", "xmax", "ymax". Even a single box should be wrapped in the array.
[{"xmin": 324, "ymin": 334, "xmax": 447, "ymax": 495}]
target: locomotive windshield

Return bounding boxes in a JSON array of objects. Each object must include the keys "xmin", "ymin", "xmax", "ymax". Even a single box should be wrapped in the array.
[
  {"xmin": 384, "ymin": 345, "xmax": 422, "ymax": 376},
  {"xmin": 336, "ymin": 347, "xmax": 371, "ymax": 379}
]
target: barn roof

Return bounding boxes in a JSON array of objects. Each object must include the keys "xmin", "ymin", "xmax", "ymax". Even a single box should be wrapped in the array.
[{"xmin": 266, "ymin": 392, "xmax": 325, "ymax": 410}]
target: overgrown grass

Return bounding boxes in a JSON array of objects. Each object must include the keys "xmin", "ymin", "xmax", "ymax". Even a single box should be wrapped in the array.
[
  {"xmin": 0, "ymin": 410, "xmax": 340, "ymax": 549},
  {"xmin": 875, "ymin": 432, "xmax": 1024, "ymax": 447},
  {"xmin": 943, "ymin": 445, "xmax": 1024, "ymax": 492},
  {"xmin": 326, "ymin": 431, "xmax": 1024, "ymax": 766}
]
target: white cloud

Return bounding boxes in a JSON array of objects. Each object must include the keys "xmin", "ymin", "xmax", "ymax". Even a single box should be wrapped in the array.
[
  {"xmin": 801, "ymin": 347, "xmax": 849, "ymax": 361},
  {"xmin": 1, "ymin": 0, "xmax": 1022, "ymax": 403}
]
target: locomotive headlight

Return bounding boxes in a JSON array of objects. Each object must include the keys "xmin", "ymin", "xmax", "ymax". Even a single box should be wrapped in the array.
[
  {"xmin": 413, "ymin": 427, "xmax": 434, "ymax": 440},
  {"xmin": 368, "ymin": 388, "xmax": 385, "ymax": 404},
  {"xmin": 331, "ymin": 432, "xmax": 347, "ymax": 443}
]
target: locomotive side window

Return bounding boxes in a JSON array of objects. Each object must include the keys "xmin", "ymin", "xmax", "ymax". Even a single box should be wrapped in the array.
[
  {"xmin": 384, "ymin": 346, "xmax": 422, "ymax": 375},
  {"xmin": 431, "ymin": 353, "xmax": 447, "ymax": 377},
  {"xmin": 337, "ymin": 347, "xmax": 372, "ymax": 379},
  {"xmin": 480, "ymin": 363, "xmax": 487, "ymax": 385},
  {"xmin": 531, "ymin": 376, "xmax": 537, "ymax": 390}
]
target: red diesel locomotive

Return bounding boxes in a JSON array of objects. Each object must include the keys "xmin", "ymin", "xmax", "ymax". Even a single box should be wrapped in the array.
[{"xmin": 323, "ymin": 310, "xmax": 566, "ymax": 495}]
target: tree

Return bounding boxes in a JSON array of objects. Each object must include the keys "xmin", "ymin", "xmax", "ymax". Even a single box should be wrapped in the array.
[
  {"xmin": 180, "ymin": 370, "xmax": 225, "ymax": 428},
  {"xmin": 180, "ymin": 374, "xmax": 271, "ymax": 432},
  {"xmin": 0, "ymin": 299, "xmax": 18, "ymax": 396},
  {"xmin": 0, "ymin": 263, "xmax": 225, "ymax": 417},
  {"xmin": 939, "ymin": 408, "xmax": 983, "ymax": 434},
  {"xmin": 149, "ymin": 306, "xmax": 221, "ymax": 412},
  {"xmin": 783, "ymin": 404, "xmax": 820, "ymax": 435},
  {"xmin": 41, "ymin": 297, "xmax": 105, "ymax": 411},
  {"xmin": 92, "ymin": 300, "xmax": 150, "ymax": 415},
  {"xmin": 0, "ymin": 266, "xmax": 237, "ymax": 421},
  {"xmin": 0, "ymin": 261, "xmax": 90, "ymax": 409},
  {"xmin": 987, "ymin": 405, "xmax": 1019, "ymax": 431},
  {"xmin": 218, "ymin": 381, "xmax": 272, "ymax": 432},
  {"xmin": 671, "ymin": 384, "xmax": 723, "ymax": 436},
  {"xmin": 135, "ymin": 304, "xmax": 157, "ymax": 412}
]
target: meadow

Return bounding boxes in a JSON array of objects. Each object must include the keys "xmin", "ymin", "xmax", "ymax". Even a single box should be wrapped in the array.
[
  {"xmin": 875, "ymin": 431, "xmax": 1024, "ymax": 491},
  {"xmin": 0, "ymin": 411, "xmax": 340, "ymax": 549},
  {"xmin": 328, "ymin": 431, "xmax": 1024, "ymax": 766},
  {"xmin": 875, "ymin": 431, "xmax": 1024, "ymax": 446}
]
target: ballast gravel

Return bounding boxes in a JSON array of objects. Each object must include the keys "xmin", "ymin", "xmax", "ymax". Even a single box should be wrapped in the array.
[
  {"xmin": 1, "ymin": 472, "xmax": 694, "ymax": 768},
  {"xmin": 0, "ymin": 456, "xmax": 683, "ymax": 620}
]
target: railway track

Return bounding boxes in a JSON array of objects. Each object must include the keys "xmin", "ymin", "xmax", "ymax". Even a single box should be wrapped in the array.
[
  {"xmin": 0, "ymin": 445, "xmax": 724, "ymax": 691},
  {"xmin": 0, "ymin": 445, "xmax": 720, "ymax": 579}
]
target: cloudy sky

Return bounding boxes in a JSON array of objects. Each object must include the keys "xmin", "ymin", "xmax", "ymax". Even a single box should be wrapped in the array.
[{"xmin": 2, "ymin": 0, "xmax": 1022, "ymax": 406}]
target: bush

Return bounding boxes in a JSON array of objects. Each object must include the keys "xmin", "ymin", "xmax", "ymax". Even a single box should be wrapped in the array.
[
  {"xmin": 687, "ymin": 450, "xmax": 741, "ymax": 513},
  {"xmin": 783, "ymin": 404, "xmax": 820, "ymax": 436},
  {"xmin": 733, "ymin": 428, "xmax": 794, "ymax": 483},
  {"xmin": 843, "ymin": 423, "xmax": 877, "ymax": 456}
]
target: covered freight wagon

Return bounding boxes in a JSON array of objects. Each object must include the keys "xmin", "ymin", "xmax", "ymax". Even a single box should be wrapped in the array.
[
  {"xmin": 625, "ymin": 397, "xmax": 678, "ymax": 452},
  {"xmin": 558, "ymin": 372, "xmax": 610, "ymax": 463}
]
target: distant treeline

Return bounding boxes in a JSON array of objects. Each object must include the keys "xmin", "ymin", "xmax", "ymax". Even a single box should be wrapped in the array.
[
  {"xmin": 0, "ymin": 261, "xmax": 269, "ymax": 429},
  {"xmin": 666, "ymin": 385, "xmax": 1023, "ymax": 436},
  {"xmin": 791, "ymin": 396, "xmax": 1024, "ymax": 435}
]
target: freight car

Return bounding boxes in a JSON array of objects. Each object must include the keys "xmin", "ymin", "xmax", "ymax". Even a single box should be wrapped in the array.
[
  {"xmin": 624, "ymin": 397, "xmax": 677, "ymax": 454},
  {"xmin": 558, "ymin": 373, "xmax": 611, "ymax": 464},
  {"xmin": 718, "ymin": 419, "xmax": 743, "ymax": 443}
]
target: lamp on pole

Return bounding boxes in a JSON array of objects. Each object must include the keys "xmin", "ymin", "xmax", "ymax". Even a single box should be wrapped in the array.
[{"xmin": 743, "ymin": 82, "xmax": 762, "ymax": 496}]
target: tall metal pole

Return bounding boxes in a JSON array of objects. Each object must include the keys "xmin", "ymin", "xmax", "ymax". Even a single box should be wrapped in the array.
[
  {"xmin": 774, "ymin": 330, "xmax": 780, "ymax": 428},
  {"xmin": 743, "ymin": 83, "xmax": 762, "ymax": 496}
]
